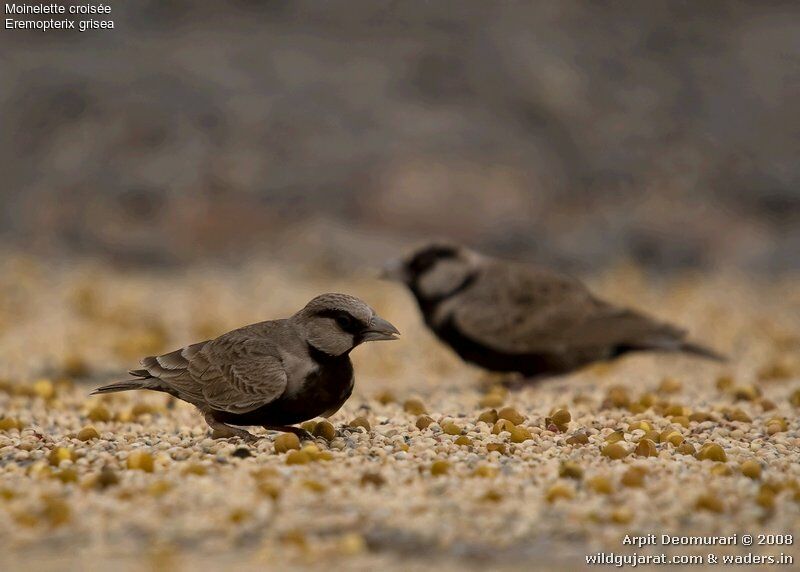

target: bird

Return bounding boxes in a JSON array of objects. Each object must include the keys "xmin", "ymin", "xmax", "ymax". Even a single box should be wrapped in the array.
[
  {"xmin": 383, "ymin": 242, "xmax": 724, "ymax": 377},
  {"xmin": 91, "ymin": 293, "xmax": 400, "ymax": 441}
]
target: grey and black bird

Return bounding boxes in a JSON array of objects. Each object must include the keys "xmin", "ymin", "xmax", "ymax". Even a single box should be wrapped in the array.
[
  {"xmin": 384, "ymin": 243, "xmax": 724, "ymax": 377},
  {"xmin": 91, "ymin": 293, "xmax": 399, "ymax": 441}
]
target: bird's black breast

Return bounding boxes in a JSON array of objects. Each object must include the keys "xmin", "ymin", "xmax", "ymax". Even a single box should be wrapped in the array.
[
  {"xmin": 211, "ymin": 350, "xmax": 354, "ymax": 427},
  {"xmin": 433, "ymin": 315, "xmax": 590, "ymax": 377}
]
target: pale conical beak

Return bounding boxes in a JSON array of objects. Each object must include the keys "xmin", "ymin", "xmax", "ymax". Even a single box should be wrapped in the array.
[
  {"xmin": 380, "ymin": 258, "xmax": 408, "ymax": 282},
  {"xmin": 362, "ymin": 315, "xmax": 400, "ymax": 342}
]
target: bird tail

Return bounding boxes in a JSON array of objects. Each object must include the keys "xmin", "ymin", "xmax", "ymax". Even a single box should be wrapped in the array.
[
  {"xmin": 678, "ymin": 341, "xmax": 728, "ymax": 362},
  {"xmin": 90, "ymin": 379, "xmax": 151, "ymax": 395}
]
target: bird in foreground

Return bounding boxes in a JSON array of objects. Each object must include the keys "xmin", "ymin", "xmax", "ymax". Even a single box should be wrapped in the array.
[
  {"xmin": 92, "ymin": 294, "xmax": 400, "ymax": 441},
  {"xmin": 384, "ymin": 243, "xmax": 724, "ymax": 377}
]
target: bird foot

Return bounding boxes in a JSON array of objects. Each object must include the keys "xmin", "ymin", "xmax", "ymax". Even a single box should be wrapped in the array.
[
  {"xmin": 210, "ymin": 426, "xmax": 258, "ymax": 442},
  {"xmin": 264, "ymin": 425, "xmax": 314, "ymax": 441}
]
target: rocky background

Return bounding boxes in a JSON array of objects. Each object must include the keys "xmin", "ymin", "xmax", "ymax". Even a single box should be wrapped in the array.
[{"xmin": 1, "ymin": 0, "xmax": 798, "ymax": 272}]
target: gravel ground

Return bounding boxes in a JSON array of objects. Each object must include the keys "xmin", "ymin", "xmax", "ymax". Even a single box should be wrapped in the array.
[{"xmin": 0, "ymin": 254, "xmax": 798, "ymax": 571}]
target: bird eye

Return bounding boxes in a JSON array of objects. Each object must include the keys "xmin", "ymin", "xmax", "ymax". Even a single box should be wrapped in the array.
[{"xmin": 335, "ymin": 315, "xmax": 353, "ymax": 329}]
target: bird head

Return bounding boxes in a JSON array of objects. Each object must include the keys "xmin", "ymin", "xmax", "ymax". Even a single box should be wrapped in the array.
[
  {"xmin": 293, "ymin": 293, "xmax": 400, "ymax": 356},
  {"xmin": 382, "ymin": 242, "xmax": 480, "ymax": 302}
]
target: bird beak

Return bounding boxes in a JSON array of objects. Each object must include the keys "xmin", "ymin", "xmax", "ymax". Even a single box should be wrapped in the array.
[
  {"xmin": 362, "ymin": 316, "xmax": 400, "ymax": 342},
  {"xmin": 380, "ymin": 258, "xmax": 408, "ymax": 282}
]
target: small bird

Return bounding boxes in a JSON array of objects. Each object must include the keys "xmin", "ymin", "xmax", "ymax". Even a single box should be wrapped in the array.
[
  {"xmin": 384, "ymin": 243, "xmax": 724, "ymax": 377},
  {"xmin": 92, "ymin": 293, "xmax": 399, "ymax": 441}
]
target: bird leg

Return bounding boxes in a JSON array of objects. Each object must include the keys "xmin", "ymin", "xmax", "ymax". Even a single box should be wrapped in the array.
[
  {"xmin": 263, "ymin": 425, "xmax": 314, "ymax": 441},
  {"xmin": 203, "ymin": 412, "xmax": 258, "ymax": 442}
]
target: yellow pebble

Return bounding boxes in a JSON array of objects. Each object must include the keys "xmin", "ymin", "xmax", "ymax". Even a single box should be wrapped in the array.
[
  {"xmin": 621, "ymin": 467, "xmax": 647, "ymax": 487},
  {"xmin": 588, "ymin": 475, "xmax": 614, "ymax": 495},
  {"xmin": 285, "ymin": 450, "xmax": 310, "ymax": 465},
  {"xmin": 48, "ymin": 447, "xmax": 75, "ymax": 467},
  {"xmin": 127, "ymin": 450, "xmax": 154, "ymax": 472},
  {"xmin": 430, "ymin": 460, "xmax": 450, "ymax": 476},
  {"xmin": 565, "ymin": 432, "xmax": 589, "ymax": 445},
  {"xmin": 610, "ymin": 507, "xmax": 634, "ymax": 524},
  {"xmin": 657, "ymin": 377, "xmax": 682, "ymax": 394},
  {"xmin": 442, "ymin": 421, "xmax": 462, "ymax": 436},
  {"xmin": 0, "ymin": 417, "xmax": 22, "ymax": 431},
  {"xmin": 740, "ymin": 459, "xmax": 761, "ymax": 480},
  {"xmin": 77, "ymin": 426, "xmax": 100, "ymax": 441},
  {"xmin": 628, "ymin": 420, "xmax": 651, "ymax": 432},
  {"xmin": 545, "ymin": 483, "xmax": 574, "ymax": 502},
  {"xmin": 634, "ymin": 439, "xmax": 658, "ymax": 457},
  {"xmin": 601, "ymin": 443, "xmax": 628, "ymax": 460},
  {"xmin": 312, "ymin": 420, "xmax": 336, "ymax": 441},
  {"xmin": 87, "ymin": 405, "xmax": 111, "ymax": 422},
  {"xmin": 497, "ymin": 407, "xmax": 525, "ymax": 425},
  {"xmin": 403, "ymin": 398, "xmax": 427, "ymax": 415},
  {"xmin": 274, "ymin": 433, "xmax": 301, "ymax": 453},
  {"xmin": 348, "ymin": 416, "xmax": 370, "ymax": 431},
  {"xmin": 509, "ymin": 425, "xmax": 533, "ymax": 443},
  {"xmin": 559, "ymin": 461, "xmax": 584, "ymax": 480},
  {"xmin": 472, "ymin": 464, "xmax": 498, "ymax": 478},
  {"xmin": 551, "ymin": 409, "xmax": 571, "ymax": 426},
  {"xmin": 695, "ymin": 493, "xmax": 725, "ymax": 513},
  {"xmin": 696, "ymin": 442, "xmax": 727, "ymax": 462},
  {"xmin": 492, "ymin": 419, "xmax": 516, "ymax": 435},
  {"xmin": 479, "ymin": 393, "xmax": 505, "ymax": 408},
  {"xmin": 477, "ymin": 409, "xmax": 499, "ymax": 424}
]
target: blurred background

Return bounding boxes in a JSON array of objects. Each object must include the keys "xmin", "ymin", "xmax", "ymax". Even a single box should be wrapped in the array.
[{"xmin": 1, "ymin": 0, "xmax": 799, "ymax": 273}]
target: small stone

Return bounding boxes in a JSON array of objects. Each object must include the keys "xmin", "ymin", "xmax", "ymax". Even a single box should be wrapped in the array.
[
  {"xmin": 477, "ymin": 409, "xmax": 499, "ymax": 424},
  {"xmin": 497, "ymin": 407, "xmax": 525, "ymax": 425},
  {"xmin": 545, "ymin": 483, "xmax": 574, "ymax": 502},
  {"xmin": 565, "ymin": 432, "xmax": 589, "ymax": 446},
  {"xmin": 479, "ymin": 393, "xmax": 505, "ymax": 408},
  {"xmin": 274, "ymin": 433, "xmax": 301, "ymax": 453},
  {"xmin": 77, "ymin": 426, "xmax": 100, "ymax": 441},
  {"xmin": 509, "ymin": 425, "xmax": 533, "ymax": 443},
  {"xmin": 559, "ymin": 461, "xmax": 584, "ymax": 480},
  {"xmin": 127, "ymin": 450, "xmax": 155, "ymax": 472},
  {"xmin": 696, "ymin": 442, "xmax": 727, "ymax": 462},
  {"xmin": 634, "ymin": 439, "xmax": 658, "ymax": 457},
  {"xmin": 360, "ymin": 472, "xmax": 386, "ymax": 487},
  {"xmin": 492, "ymin": 419, "xmax": 516, "ymax": 435},
  {"xmin": 657, "ymin": 377, "xmax": 682, "ymax": 394},
  {"xmin": 441, "ymin": 421, "xmax": 462, "ymax": 436},
  {"xmin": 0, "ymin": 417, "xmax": 22, "ymax": 431},
  {"xmin": 285, "ymin": 450, "xmax": 310, "ymax": 465},
  {"xmin": 588, "ymin": 475, "xmax": 614, "ymax": 495},
  {"xmin": 551, "ymin": 409, "xmax": 571, "ymax": 426},
  {"xmin": 348, "ymin": 416, "xmax": 371, "ymax": 431},
  {"xmin": 695, "ymin": 493, "xmax": 725, "ymax": 513},
  {"xmin": 33, "ymin": 378, "xmax": 55, "ymax": 399},
  {"xmin": 601, "ymin": 443, "xmax": 628, "ymax": 460},
  {"xmin": 621, "ymin": 466, "xmax": 647, "ymax": 487},
  {"xmin": 472, "ymin": 464, "xmax": 498, "ymax": 478},
  {"xmin": 430, "ymin": 460, "xmax": 450, "ymax": 476},
  {"xmin": 87, "ymin": 405, "xmax": 111, "ymax": 422},
  {"xmin": 312, "ymin": 420, "xmax": 336, "ymax": 441},
  {"xmin": 232, "ymin": 447, "xmax": 252, "ymax": 459},
  {"xmin": 403, "ymin": 398, "xmax": 427, "ymax": 415}
]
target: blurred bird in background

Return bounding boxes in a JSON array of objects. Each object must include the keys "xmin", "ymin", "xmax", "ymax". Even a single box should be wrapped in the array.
[{"xmin": 384, "ymin": 243, "xmax": 725, "ymax": 377}]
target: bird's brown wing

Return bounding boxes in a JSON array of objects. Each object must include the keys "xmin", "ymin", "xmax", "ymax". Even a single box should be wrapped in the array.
[
  {"xmin": 138, "ymin": 335, "xmax": 288, "ymax": 414},
  {"xmin": 450, "ymin": 262, "xmax": 684, "ymax": 355}
]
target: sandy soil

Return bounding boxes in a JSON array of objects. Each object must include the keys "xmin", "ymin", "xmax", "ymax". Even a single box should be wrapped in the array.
[{"xmin": 0, "ymin": 254, "xmax": 798, "ymax": 571}]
